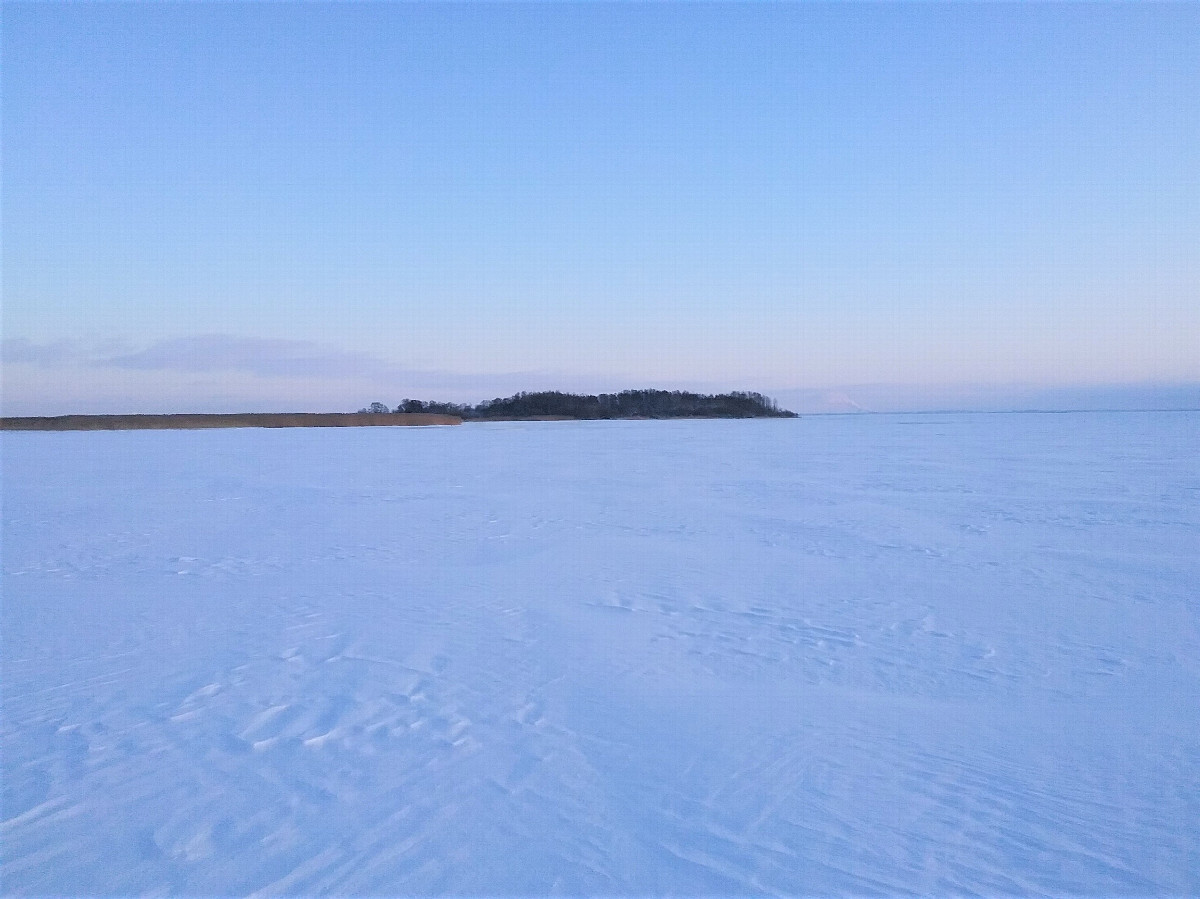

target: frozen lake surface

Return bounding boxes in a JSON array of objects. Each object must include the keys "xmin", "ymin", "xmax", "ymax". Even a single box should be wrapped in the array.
[{"xmin": 3, "ymin": 412, "xmax": 1198, "ymax": 895}]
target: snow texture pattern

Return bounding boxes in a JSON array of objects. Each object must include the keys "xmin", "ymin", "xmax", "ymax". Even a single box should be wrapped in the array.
[{"xmin": 3, "ymin": 413, "xmax": 1198, "ymax": 895}]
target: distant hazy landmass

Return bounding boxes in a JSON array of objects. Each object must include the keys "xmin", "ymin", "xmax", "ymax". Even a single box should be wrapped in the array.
[
  {"xmin": 773, "ymin": 382, "xmax": 1200, "ymax": 415},
  {"xmin": 360, "ymin": 390, "xmax": 797, "ymax": 420}
]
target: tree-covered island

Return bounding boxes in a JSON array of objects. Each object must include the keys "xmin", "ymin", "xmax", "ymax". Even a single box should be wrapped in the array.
[{"xmin": 360, "ymin": 390, "xmax": 797, "ymax": 420}]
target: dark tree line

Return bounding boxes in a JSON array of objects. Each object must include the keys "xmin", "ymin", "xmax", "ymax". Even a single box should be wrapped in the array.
[{"xmin": 361, "ymin": 390, "xmax": 797, "ymax": 419}]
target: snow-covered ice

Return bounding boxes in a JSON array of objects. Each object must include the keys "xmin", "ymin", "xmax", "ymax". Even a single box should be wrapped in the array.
[{"xmin": 3, "ymin": 412, "xmax": 1198, "ymax": 895}]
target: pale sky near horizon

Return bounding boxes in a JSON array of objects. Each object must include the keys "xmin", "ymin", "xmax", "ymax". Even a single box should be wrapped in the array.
[{"xmin": 3, "ymin": 2, "xmax": 1198, "ymax": 413}]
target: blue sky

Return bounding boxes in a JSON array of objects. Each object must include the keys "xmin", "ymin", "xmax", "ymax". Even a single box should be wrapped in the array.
[{"xmin": 3, "ymin": 2, "xmax": 1198, "ymax": 413}]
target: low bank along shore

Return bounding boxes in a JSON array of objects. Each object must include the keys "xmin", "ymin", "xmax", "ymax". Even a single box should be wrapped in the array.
[{"xmin": 0, "ymin": 413, "xmax": 462, "ymax": 431}]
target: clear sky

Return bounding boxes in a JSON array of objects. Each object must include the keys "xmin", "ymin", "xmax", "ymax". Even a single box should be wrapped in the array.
[{"xmin": 3, "ymin": 2, "xmax": 1198, "ymax": 413}]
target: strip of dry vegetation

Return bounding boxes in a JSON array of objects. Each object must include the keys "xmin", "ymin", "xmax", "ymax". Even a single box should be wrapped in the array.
[{"xmin": 1, "ymin": 413, "xmax": 461, "ymax": 431}]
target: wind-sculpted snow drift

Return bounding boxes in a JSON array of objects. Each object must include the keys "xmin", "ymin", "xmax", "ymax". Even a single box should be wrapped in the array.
[{"xmin": 3, "ymin": 413, "xmax": 1198, "ymax": 895}]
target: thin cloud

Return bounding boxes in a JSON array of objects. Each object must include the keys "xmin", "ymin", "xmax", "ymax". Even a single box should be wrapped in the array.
[
  {"xmin": 1, "ymin": 337, "xmax": 85, "ymax": 367},
  {"xmin": 8, "ymin": 334, "xmax": 410, "ymax": 380},
  {"xmin": 99, "ymin": 335, "xmax": 396, "ymax": 380},
  {"xmin": 2, "ymin": 334, "xmax": 584, "ymax": 400}
]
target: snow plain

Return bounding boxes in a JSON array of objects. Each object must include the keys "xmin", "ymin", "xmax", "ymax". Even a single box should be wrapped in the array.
[{"xmin": 3, "ymin": 412, "xmax": 1198, "ymax": 896}]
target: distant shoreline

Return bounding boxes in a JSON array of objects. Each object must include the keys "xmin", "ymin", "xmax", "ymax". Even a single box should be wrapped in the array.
[
  {"xmin": 6, "ymin": 409, "xmax": 1194, "ymax": 431},
  {"xmin": 0, "ymin": 413, "xmax": 462, "ymax": 431},
  {"xmin": 0, "ymin": 412, "xmax": 806, "ymax": 431}
]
